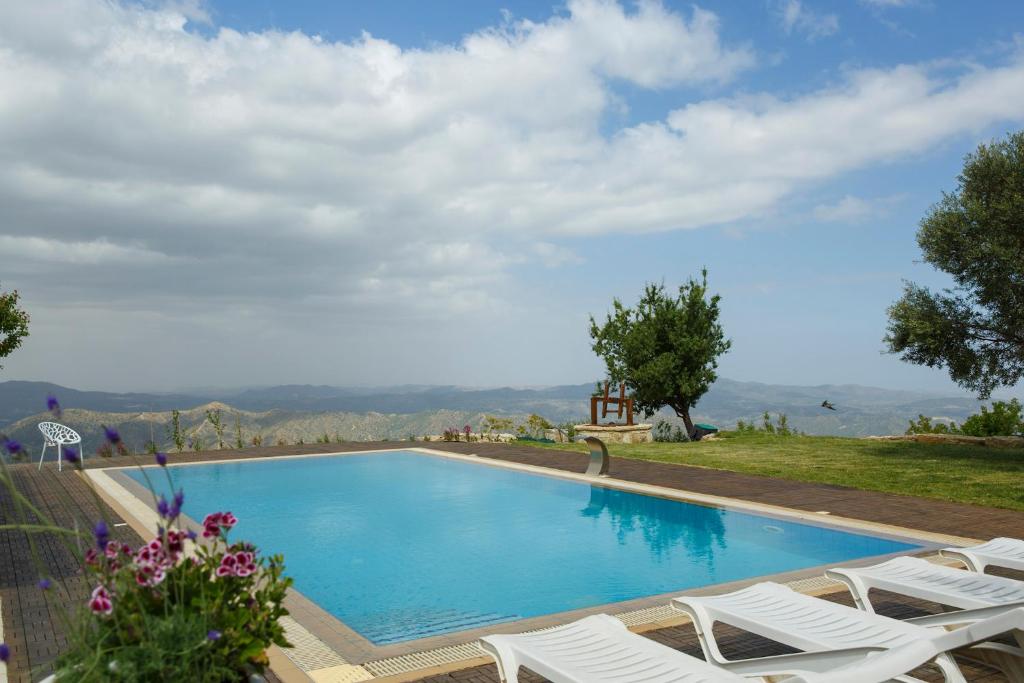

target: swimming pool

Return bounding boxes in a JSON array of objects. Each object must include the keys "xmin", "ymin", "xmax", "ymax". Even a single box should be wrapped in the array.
[{"xmin": 127, "ymin": 450, "xmax": 920, "ymax": 645}]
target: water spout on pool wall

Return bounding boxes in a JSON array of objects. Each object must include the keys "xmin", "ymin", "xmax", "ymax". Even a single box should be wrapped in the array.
[{"xmin": 580, "ymin": 436, "xmax": 610, "ymax": 477}]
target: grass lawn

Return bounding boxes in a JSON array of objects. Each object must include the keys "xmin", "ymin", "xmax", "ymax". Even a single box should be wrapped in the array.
[{"xmin": 528, "ymin": 432, "xmax": 1024, "ymax": 511}]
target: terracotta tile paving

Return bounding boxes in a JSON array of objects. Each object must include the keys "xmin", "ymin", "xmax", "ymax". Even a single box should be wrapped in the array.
[{"xmin": 2, "ymin": 440, "xmax": 1022, "ymax": 681}]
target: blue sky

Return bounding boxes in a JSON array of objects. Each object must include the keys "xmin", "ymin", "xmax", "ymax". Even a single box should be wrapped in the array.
[{"xmin": 1, "ymin": 0, "xmax": 1022, "ymax": 395}]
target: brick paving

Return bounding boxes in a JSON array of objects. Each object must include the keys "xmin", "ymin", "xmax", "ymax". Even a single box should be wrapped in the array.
[{"xmin": 2, "ymin": 440, "xmax": 1022, "ymax": 681}]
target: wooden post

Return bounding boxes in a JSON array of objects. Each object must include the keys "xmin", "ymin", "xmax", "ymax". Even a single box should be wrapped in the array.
[
  {"xmin": 601, "ymin": 381, "xmax": 611, "ymax": 419},
  {"xmin": 590, "ymin": 396, "xmax": 598, "ymax": 425}
]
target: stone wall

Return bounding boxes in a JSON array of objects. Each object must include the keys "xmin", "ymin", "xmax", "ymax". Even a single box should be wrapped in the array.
[
  {"xmin": 573, "ymin": 423, "xmax": 653, "ymax": 444},
  {"xmin": 864, "ymin": 433, "xmax": 1024, "ymax": 448}
]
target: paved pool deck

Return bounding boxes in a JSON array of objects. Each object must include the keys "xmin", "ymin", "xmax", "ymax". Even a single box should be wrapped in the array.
[{"xmin": 2, "ymin": 440, "xmax": 1022, "ymax": 682}]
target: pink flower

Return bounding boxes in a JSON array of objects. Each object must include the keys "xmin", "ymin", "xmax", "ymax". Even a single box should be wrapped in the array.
[
  {"xmin": 215, "ymin": 553, "xmax": 236, "ymax": 577},
  {"xmin": 135, "ymin": 564, "xmax": 166, "ymax": 587},
  {"xmin": 132, "ymin": 535, "xmax": 173, "ymax": 586},
  {"xmin": 202, "ymin": 512, "xmax": 238, "ymax": 538},
  {"xmin": 84, "ymin": 548, "xmax": 98, "ymax": 565},
  {"xmin": 166, "ymin": 530, "xmax": 187, "ymax": 559},
  {"xmin": 89, "ymin": 586, "xmax": 113, "ymax": 616},
  {"xmin": 215, "ymin": 551, "xmax": 257, "ymax": 578}
]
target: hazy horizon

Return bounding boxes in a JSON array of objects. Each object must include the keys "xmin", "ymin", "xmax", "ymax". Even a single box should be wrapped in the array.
[
  {"xmin": 2, "ymin": 1, "xmax": 1023, "ymax": 396},
  {"xmin": 3, "ymin": 375, "xmax": 1021, "ymax": 403}
]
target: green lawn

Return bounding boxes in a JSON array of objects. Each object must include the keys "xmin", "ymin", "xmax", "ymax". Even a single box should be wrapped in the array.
[{"xmin": 528, "ymin": 432, "xmax": 1024, "ymax": 511}]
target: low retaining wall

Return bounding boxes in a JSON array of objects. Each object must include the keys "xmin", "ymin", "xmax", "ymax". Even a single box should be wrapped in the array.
[
  {"xmin": 864, "ymin": 433, "xmax": 1024, "ymax": 448},
  {"xmin": 573, "ymin": 423, "xmax": 653, "ymax": 444}
]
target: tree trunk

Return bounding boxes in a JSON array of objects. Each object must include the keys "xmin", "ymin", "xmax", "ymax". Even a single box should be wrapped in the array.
[{"xmin": 675, "ymin": 407, "xmax": 695, "ymax": 438}]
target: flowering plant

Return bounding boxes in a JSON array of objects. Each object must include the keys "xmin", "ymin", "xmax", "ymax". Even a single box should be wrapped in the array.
[{"xmin": 0, "ymin": 396, "xmax": 292, "ymax": 681}]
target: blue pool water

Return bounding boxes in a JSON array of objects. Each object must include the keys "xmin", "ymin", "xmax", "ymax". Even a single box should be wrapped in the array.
[{"xmin": 128, "ymin": 451, "xmax": 919, "ymax": 644}]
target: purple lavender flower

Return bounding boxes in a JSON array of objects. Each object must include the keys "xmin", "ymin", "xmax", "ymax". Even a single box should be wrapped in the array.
[
  {"xmin": 186, "ymin": 529, "xmax": 198, "ymax": 541},
  {"xmin": 38, "ymin": 578, "xmax": 51, "ymax": 591},
  {"xmin": 93, "ymin": 520, "xmax": 110, "ymax": 550},
  {"xmin": 207, "ymin": 629, "xmax": 222, "ymax": 641},
  {"xmin": 156, "ymin": 496, "xmax": 170, "ymax": 518},
  {"xmin": 0, "ymin": 642, "xmax": 9, "ymax": 662},
  {"xmin": 64, "ymin": 446, "xmax": 79, "ymax": 464},
  {"xmin": 173, "ymin": 489, "xmax": 185, "ymax": 509},
  {"xmin": 3, "ymin": 438, "xmax": 21, "ymax": 455},
  {"xmin": 155, "ymin": 452, "xmax": 167, "ymax": 467},
  {"xmin": 47, "ymin": 395, "xmax": 62, "ymax": 418},
  {"xmin": 103, "ymin": 426, "xmax": 121, "ymax": 444}
]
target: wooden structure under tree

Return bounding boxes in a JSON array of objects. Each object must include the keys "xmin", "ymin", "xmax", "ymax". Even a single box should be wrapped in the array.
[{"xmin": 590, "ymin": 381, "xmax": 634, "ymax": 426}]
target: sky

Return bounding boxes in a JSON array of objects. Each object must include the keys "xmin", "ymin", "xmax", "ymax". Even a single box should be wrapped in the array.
[{"xmin": 1, "ymin": 0, "xmax": 1023, "ymax": 395}]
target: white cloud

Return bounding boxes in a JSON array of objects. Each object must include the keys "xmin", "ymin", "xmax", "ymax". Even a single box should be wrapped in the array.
[
  {"xmin": 812, "ymin": 195, "xmax": 904, "ymax": 223},
  {"xmin": 2, "ymin": 0, "xmax": 1024, "ymax": 386},
  {"xmin": 776, "ymin": 0, "xmax": 839, "ymax": 40},
  {"xmin": 532, "ymin": 242, "xmax": 584, "ymax": 267}
]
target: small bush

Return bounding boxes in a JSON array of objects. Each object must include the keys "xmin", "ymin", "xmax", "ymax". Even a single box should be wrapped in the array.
[
  {"xmin": 906, "ymin": 415, "xmax": 955, "ymax": 435},
  {"xmin": 960, "ymin": 399, "xmax": 1024, "ymax": 437},
  {"xmin": 653, "ymin": 419, "xmax": 688, "ymax": 442}
]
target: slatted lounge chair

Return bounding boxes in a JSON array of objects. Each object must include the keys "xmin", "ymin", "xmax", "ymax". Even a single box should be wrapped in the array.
[
  {"xmin": 826, "ymin": 556, "xmax": 1024, "ymax": 614},
  {"xmin": 37, "ymin": 421, "xmax": 82, "ymax": 472},
  {"xmin": 671, "ymin": 581, "xmax": 1024, "ymax": 682},
  {"xmin": 940, "ymin": 538, "xmax": 1024, "ymax": 573},
  {"xmin": 479, "ymin": 608, "xmax": 1024, "ymax": 683}
]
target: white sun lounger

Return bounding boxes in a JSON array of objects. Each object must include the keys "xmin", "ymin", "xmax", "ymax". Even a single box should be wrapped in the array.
[
  {"xmin": 826, "ymin": 555, "xmax": 1024, "ymax": 614},
  {"xmin": 671, "ymin": 581, "xmax": 1024, "ymax": 682},
  {"xmin": 940, "ymin": 538, "xmax": 1024, "ymax": 573},
  {"xmin": 479, "ymin": 608, "xmax": 1024, "ymax": 683}
]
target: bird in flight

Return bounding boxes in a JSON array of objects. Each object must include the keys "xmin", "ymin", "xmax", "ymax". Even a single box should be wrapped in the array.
[{"xmin": 821, "ymin": 400, "xmax": 836, "ymax": 411}]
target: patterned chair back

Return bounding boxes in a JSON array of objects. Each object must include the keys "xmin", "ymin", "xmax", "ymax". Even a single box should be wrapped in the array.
[{"xmin": 38, "ymin": 421, "xmax": 82, "ymax": 446}]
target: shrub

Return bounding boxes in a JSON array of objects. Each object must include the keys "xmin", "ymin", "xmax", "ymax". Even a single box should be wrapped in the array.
[
  {"xmin": 481, "ymin": 415, "xmax": 514, "ymax": 437},
  {"xmin": 524, "ymin": 414, "xmax": 553, "ymax": 439},
  {"xmin": 959, "ymin": 399, "xmax": 1024, "ymax": 437},
  {"xmin": 906, "ymin": 414, "xmax": 955, "ymax": 435},
  {"xmin": 442, "ymin": 427, "xmax": 460, "ymax": 442},
  {"xmin": 168, "ymin": 410, "xmax": 185, "ymax": 453},
  {"xmin": 653, "ymin": 419, "xmax": 688, "ymax": 442},
  {"xmin": 206, "ymin": 408, "xmax": 225, "ymax": 449}
]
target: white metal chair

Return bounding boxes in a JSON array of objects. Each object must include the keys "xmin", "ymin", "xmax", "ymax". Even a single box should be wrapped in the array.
[{"xmin": 37, "ymin": 421, "xmax": 82, "ymax": 472}]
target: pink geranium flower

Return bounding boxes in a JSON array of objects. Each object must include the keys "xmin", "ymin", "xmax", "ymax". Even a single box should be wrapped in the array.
[
  {"xmin": 215, "ymin": 551, "xmax": 257, "ymax": 578},
  {"xmin": 89, "ymin": 586, "xmax": 113, "ymax": 616},
  {"xmin": 202, "ymin": 511, "xmax": 238, "ymax": 538}
]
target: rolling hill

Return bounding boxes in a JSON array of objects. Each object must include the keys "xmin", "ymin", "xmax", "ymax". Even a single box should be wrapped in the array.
[{"xmin": 0, "ymin": 378, "xmax": 1010, "ymax": 455}]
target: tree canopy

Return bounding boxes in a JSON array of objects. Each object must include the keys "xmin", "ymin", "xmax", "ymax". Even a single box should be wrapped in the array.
[
  {"xmin": 885, "ymin": 131, "xmax": 1024, "ymax": 398},
  {"xmin": 589, "ymin": 270, "xmax": 730, "ymax": 436},
  {"xmin": 0, "ymin": 284, "xmax": 29, "ymax": 370}
]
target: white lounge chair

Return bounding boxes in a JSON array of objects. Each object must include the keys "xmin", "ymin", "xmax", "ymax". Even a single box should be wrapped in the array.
[
  {"xmin": 941, "ymin": 538, "xmax": 1024, "ymax": 573},
  {"xmin": 826, "ymin": 555, "xmax": 1024, "ymax": 614},
  {"xmin": 671, "ymin": 581, "xmax": 1024, "ymax": 682},
  {"xmin": 37, "ymin": 421, "xmax": 82, "ymax": 472},
  {"xmin": 479, "ymin": 608, "xmax": 1024, "ymax": 683}
]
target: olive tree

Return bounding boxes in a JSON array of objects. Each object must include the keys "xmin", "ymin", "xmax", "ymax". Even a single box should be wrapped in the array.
[
  {"xmin": 886, "ymin": 131, "xmax": 1024, "ymax": 397},
  {"xmin": 589, "ymin": 270, "xmax": 730, "ymax": 436}
]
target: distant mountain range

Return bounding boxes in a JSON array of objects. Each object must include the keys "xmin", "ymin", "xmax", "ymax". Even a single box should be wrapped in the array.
[{"xmin": 0, "ymin": 379, "xmax": 1008, "ymax": 453}]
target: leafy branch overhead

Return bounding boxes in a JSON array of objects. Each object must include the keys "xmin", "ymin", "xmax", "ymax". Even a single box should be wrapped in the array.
[
  {"xmin": 0, "ymin": 284, "xmax": 30, "ymax": 369},
  {"xmin": 886, "ymin": 131, "xmax": 1024, "ymax": 398},
  {"xmin": 589, "ymin": 270, "xmax": 731, "ymax": 435}
]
